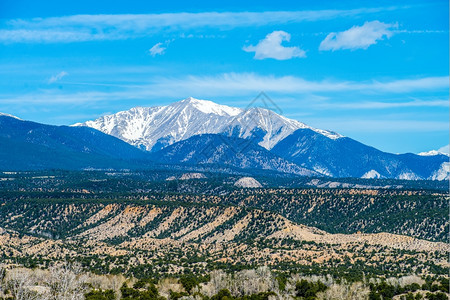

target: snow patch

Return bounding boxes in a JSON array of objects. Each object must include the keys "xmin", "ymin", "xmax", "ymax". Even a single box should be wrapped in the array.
[
  {"xmin": 418, "ymin": 144, "xmax": 450, "ymax": 157},
  {"xmin": 430, "ymin": 162, "xmax": 450, "ymax": 181},
  {"xmin": 0, "ymin": 112, "xmax": 21, "ymax": 120},
  {"xmin": 397, "ymin": 172, "xmax": 422, "ymax": 180},
  {"xmin": 418, "ymin": 150, "xmax": 449, "ymax": 157},
  {"xmin": 312, "ymin": 165, "xmax": 334, "ymax": 176},
  {"xmin": 184, "ymin": 97, "xmax": 242, "ymax": 116},
  {"xmin": 310, "ymin": 128, "xmax": 343, "ymax": 140},
  {"xmin": 361, "ymin": 170, "xmax": 382, "ymax": 179}
]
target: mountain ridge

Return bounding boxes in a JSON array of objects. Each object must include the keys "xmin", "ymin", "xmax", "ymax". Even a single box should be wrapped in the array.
[
  {"xmin": 0, "ymin": 114, "xmax": 153, "ymax": 170},
  {"xmin": 74, "ymin": 97, "xmax": 342, "ymax": 151},
  {"xmin": 0, "ymin": 97, "xmax": 448, "ymax": 180},
  {"xmin": 151, "ymin": 134, "xmax": 317, "ymax": 176},
  {"xmin": 73, "ymin": 97, "xmax": 446, "ymax": 180},
  {"xmin": 271, "ymin": 128, "xmax": 449, "ymax": 179}
]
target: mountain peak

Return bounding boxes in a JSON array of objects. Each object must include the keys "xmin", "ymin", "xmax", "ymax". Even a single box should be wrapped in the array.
[
  {"xmin": 182, "ymin": 96, "xmax": 199, "ymax": 102},
  {"xmin": 418, "ymin": 150, "xmax": 449, "ymax": 157},
  {"xmin": 176, "ymin": 97, "xmax": 242, "ymax": 116}
]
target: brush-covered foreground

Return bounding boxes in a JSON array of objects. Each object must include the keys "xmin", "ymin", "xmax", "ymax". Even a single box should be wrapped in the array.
[
  {"xmin": 0, "ymin": 170, "xmax": 448, "ymax": 299},
  {"xmin": 0, "ymin": 264, "xmax": 448, "ymax": 300}
]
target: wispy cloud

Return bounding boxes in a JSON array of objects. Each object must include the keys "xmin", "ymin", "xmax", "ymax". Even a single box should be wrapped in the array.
[
  {"xmin": 0, "ymin": 7, "xmax": 401, "ymax": 43},
  {"xmin": 243, "ymin": 31, "xmax": 306, "ymax": 60},
  {"xmin": 48, "ymin": 71, "xmax": 68, "ymax": 83},
  {"xmin": 319, "ymin": 21, "xmax": 397, "ymax": 51},
  {"xmin": 368, "ymin": 77, "xmax": 449, "ymax": 92},
  {"xmin": 1, "ymin": 73, "xmax": 447, "ymax": 105},
  {"xmin": 394, "ymin": 29, "xmax": 448, "ymax": 34},
  {"xmin": 146, "ymin": 73, "xmax": 448, "ymax": 95},
  {"xmin": 148, "ymin": 39, "xmax": 172, "ymax": 56},
  {"xmin": 316, "ymin": 99, "xmax": 449, "ymax": 110},
  {"xmin": 149, "ymin": 42, "xmax": 166, "ymax": 56}
]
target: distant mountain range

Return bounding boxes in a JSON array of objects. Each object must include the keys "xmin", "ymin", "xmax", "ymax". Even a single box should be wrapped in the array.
[
  {"xmin": 271, "ymin": 128, "xmax": 449, "ymax": 180},
  {"xmin": 0, "ymin": 114, "xmax": 151, "ymax": 170},
  {"xmin": 152, "ymin": 134, "xmax": 316, "ymax": 176},
  {"xmin": 0, "ymin": 98, "xmax": 448, "ymax": 180}
]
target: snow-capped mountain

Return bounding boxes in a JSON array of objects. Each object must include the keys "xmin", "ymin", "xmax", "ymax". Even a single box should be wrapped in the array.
[
  {"xmin": 418, "ymin": 145, "xmax": 450, "ymax": 157},
  {"xmin": 0, "ymin": 105, "xmax": 447, "ymax": 180},
  {"xmin": 75, "ymin": 97, "xmax": 341, "ymax": 151}
]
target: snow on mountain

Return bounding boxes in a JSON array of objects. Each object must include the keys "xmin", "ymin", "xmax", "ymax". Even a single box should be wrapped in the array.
[
  {"xmin": 430, "ymin": 162, "xmax": 450, "ymax": 181},
  {"xmin": 0, "ymin": 112, "xmax": 21, "ymax": 120},
  {"xmin": 397, "ymin": 172, "xmax": 422, "ymax": 180},
  {"xmin": 74, "ymin": 97, "xmax": 342, "ymax": 151},
  {"xmin": 418, "ymin": 150, "xmax": 442, "ymax": 156},
  {"xmin": 225, "ymin": 107, "xmax": 341, "ymax": 149},
  {"xmin": 71, "ymin": 97, "xmax": 446, "ymax": 180},
  {"xmin": 418, "ymin": 145, "xmax": 450, "ymax": 157},
  {"xmin": 188, "ymin": 98, "xmax": 241, "ymax": 116},
  {"xmin": 361, "ymin": 170, "xmax": 382, "ymax": 179}
]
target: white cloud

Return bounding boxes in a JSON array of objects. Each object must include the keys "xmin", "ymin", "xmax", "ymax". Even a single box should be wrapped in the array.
[
  {"xmin": 438, "ymin": 145, "xmax": 449, "ymax": 154},
  {"xmin": 243, "ymin": 31, "xmax": 306, "ymax": 60},
  {"xmin": 0, "ymin": 7, "xmax": 401, "ymax": 43},
  {"xmin": 319, "ymin": 21, "xmax": 397, "ymax": 51},
  {"xmin": 149, "ymin": 42, "xmax": 166, "ymax": 56},
  {"xmin": 2, "ymin": 73, "xmax": 447, "ymax": 106},
  {"xmin": 48, "ymin": 71, "xmax": 68, "ymax": 83}
]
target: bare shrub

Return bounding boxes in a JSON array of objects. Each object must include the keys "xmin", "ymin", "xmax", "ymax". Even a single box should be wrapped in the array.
[
  {"xmin": 3, "ymin": 268, "xmax": 40, "ymax": 300},
  {"xmin": 200, "ymin": 267, "xmax": 278, "ymax": 298},
  {"xmin": 230, "ymin": 266, "xmax": 277, "ymax": 296},
  {"xmin": 45, "ymin": 262, "xmax": 87, "ymax": 300},
  {"xmin": 158, "ymin": 277, "xmax": 184, "ymax": 299},
  {"xmin": 317, "ymin": 281, "xmax": 370, "ymax": 300},
  {"xmin": 396, "ymin": 275, "xmax": 425, "ymax": 288},
  {"xmin": 199, "ymin": 270, "xmax": 229, "ymax": 297},
  {"xmin": 86, "ymin": 273, "xmax": 126, "ymax": 293}
]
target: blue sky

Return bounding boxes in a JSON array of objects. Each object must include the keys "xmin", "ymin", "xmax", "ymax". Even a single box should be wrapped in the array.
[{"xmin": 0, "ymin": 0, "xmax": 448, "ymax": 153}]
